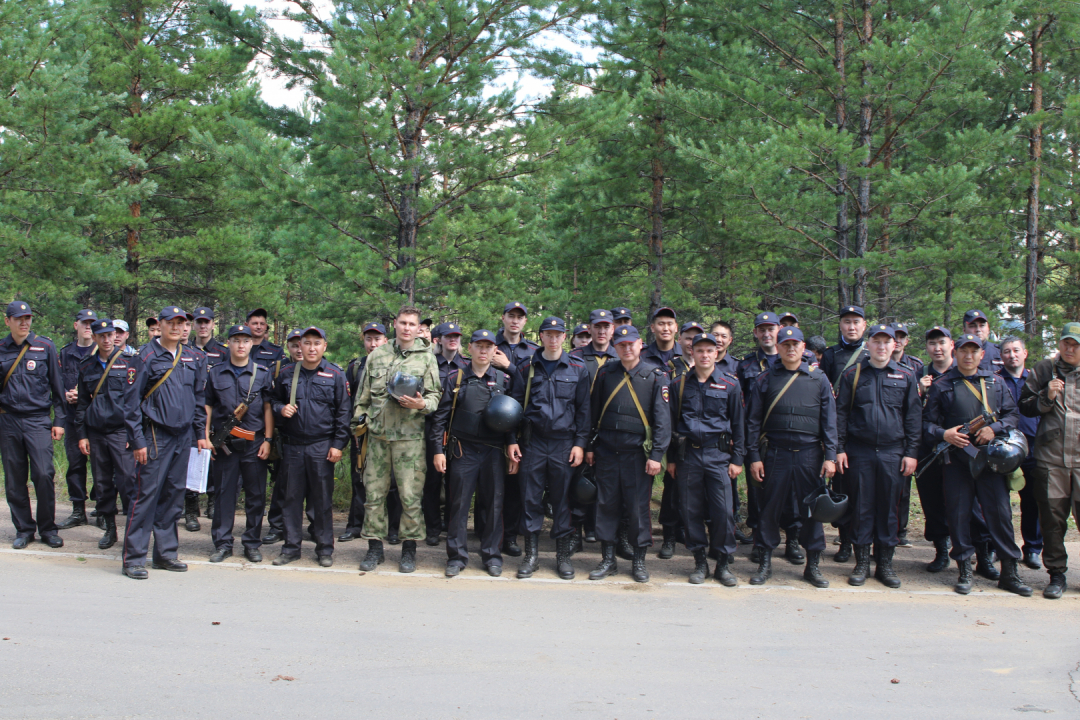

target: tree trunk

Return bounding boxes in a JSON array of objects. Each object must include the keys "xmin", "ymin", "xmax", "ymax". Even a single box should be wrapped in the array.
[
  {"xmin": 396, "ymin": 34, "xmax": 428, "ymax": 304},
  {"xmin": 121, "ymin": 2, "xmax": 144, "ymax": 345},
  {"xmin": 833, "ymin": 1, "xmax": 850, "ymax": 310},
  {"xmin": 943, "ymin": 266, "xmax": 954, "ymax": 327},
  {"xmin": 853, "ymin": 0, "xmax": 873, "ymax": 308},
  {"xmin": 646, "ymin": 9, "xmax": 669, "ymax": 321},
  {"xmin": 1024, "ymin": 19, "xmax": 1048, "ymax": 336}
]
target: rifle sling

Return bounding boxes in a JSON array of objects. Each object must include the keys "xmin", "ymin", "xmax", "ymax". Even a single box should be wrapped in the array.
[
  {"xmin": 143, "ymin": 347, "xmax": 182, "ymax": 400},
  {"xmin": 91, "ymin": 349, "xmax": 123, "ymax": 401},
  {"xmin": 2, "ymin": 343, "xmax": 30, "ymax": 394},
  {"xmin": 758, "ymin": 371, "xmax": 801, "ymax": 444}
]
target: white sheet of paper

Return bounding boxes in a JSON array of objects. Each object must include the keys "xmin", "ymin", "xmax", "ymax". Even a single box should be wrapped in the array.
[{"xmin": 186, "ymin": 447, "xmax": 211, "ymax": 493}]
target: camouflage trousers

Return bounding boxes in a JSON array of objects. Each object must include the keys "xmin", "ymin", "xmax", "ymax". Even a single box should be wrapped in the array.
[{"xmin": 361, "ymin": 437, "xmax": 426, "ymax": 542}]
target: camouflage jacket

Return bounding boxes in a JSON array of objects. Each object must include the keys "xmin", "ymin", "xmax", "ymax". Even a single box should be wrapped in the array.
[{"xmin": 353, "ymin": 337, "xmax": 441, "ymax": 441}]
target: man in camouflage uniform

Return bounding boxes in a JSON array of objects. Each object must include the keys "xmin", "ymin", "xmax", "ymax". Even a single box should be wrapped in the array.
[{"xmin": 353, "ymin": 305, "xmax": 441, "ymax": 574}]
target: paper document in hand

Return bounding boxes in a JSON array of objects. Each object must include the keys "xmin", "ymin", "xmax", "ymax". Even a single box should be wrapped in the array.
[{"xmin": 186, "ymin": 447, "xmax": 211, "ymax": 493}]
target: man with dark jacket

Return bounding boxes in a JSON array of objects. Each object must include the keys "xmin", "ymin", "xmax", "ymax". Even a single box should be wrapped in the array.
[
  {"xmin": 121, "ymin": 307, "xmax": 209, "ymax": 579},
  {"xmin": 1019, "ymin": 322, "xmax": 1080, "ymax": 599},
  {"xmin": 74, "ymin": 320, "xmax": 139, "ymax": 550},
  {"xmin": 57, "ymin": 308, "xmax": 98, "ymax": 529}
]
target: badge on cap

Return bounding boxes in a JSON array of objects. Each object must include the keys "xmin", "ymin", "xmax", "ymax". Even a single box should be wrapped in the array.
[
  {"xmin": 514, "ymin": 303, "xmax": 521, "ymax": 307},
  {"xmin": 621, "ymin": 328, "xmax": 628, "ymax": 334},
  {"xmin": 550, "ymin": 320, "xmax": 557, "ymax": 325},
  {"xmin": 482, "ymin": 331, "xmax": 489, "ymax": 337},
  {"xmin": 785, "ymin": 329, "xmax": 793, "ymax": 335},
  {"xmin": 20, "ymin": 304, "xmax": 26, "ymax": 310},
  {"xmin": 599, "ymin": 311, "xmax": 606, "ymax": 316}
]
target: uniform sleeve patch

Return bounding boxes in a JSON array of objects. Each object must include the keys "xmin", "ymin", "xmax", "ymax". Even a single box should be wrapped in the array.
[
  {"xmin": 661, "ymin": 385, "xmax": 670, "ymax": 403},
  {"xmin": 127, "ymin": 368, "xmax": 136, "ymax": 384}
]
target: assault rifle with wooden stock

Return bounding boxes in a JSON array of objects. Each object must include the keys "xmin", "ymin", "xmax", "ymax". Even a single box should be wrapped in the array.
[{"xmin": 914, "ymin": 410, "xmax": 995, "ymax": 479}]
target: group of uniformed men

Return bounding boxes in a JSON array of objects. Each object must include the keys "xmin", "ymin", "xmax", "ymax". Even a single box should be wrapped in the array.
[{"xmin": 2, "ymin": 298, "xmax": 1078, "ymax": 599}]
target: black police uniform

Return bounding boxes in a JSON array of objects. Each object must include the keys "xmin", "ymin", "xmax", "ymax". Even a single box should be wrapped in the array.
[
  {"xmin": 122, "ymin": 338, "xmax": 207, "ymax": 570},
  {"xmin": 252, "ymin": 338, "xmax": 286, "ymax": 375},
  {"xmin": 423, "ymin": 350, "xmax": 469, "ymax": 539},
  {"xmin": 923, "ymin": 366, "xmax": 1021, "ymax": 563},
  {"xmin": 669, "ymin": 367, "xmax": 745, "ymax": 557},
  {"xmin": 896, "ymin": 353, "xmax": 925, "ymax": 376},
  {"xmin": 590, "ymin": 357, "xmax": 671, "ymax": 548},
  {"xmin": 0, "ymin": 331, "xmax": 66, "ymax": 543},
  {"xmin": 429, "ymin": 364, "xmax": 513, "ymax": 570},
  {"xmin": 182, "ymin": 343, "xmax": 213, "ymax": 521},
  {"xmin": 509, "ymin": 349, "xmax": 591, "ymax": 542},
  {"xmin": 997, "ymin": 367, "xmax": 1042, "ymax": 558},
  {"xmin": 205, "ymin": 359, "xmax": 273, "ymax": 553},
  {"xmin": 271, "ymin": 359, "xmax": 350, "ymax": 560},
  {"xmin": 59, "ymin": 340, "xmax": 96, "ymax": 507},
  {"xmin": 74, "ymin": 347, "xmax": 139, "ymax": 521},
  {"xmin": 819, "ymin": 337, "xmax": 868, "ymax": 552},
  {"xmin": 639, "ymin": 342, "xmax": 682, "ymax": 545},
  {"xmin": 569, "ymin": 343, "xmax": 618, "ymax": 537},
  {"xmin": 835, "ymin": 359, "xmax": 921, "ymax": 548},
  {"xmin": 891, "ymin": 352, "xmax": 924, "ymax": 541},
  {"xmin": 193, "ymin": 337, "xmax": 228, "ymax": 369},
  {"xmin": 979, "ymin": 341, "xmax": 1003, "ymax": 373},
  {"xmin": 342, "ymin": 355, "xmax": 402, "ymax": 539},
  {"xmin": 745, "ymin": 360, "xmax": 838, "ymax": 553},
  {"xmin": 495, "ymin": 330, "xmax": 539, "ymax": 368}
]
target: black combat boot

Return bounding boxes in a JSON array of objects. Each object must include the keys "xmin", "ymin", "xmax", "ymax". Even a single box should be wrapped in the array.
[
  {"xmin": 955, "ymin": 558, "xmax": 973, "ymax": 595},
  {"xmin": 97, "ymin": 515, "xmax": 117, "ymax": 550},
  {"xmin": 501, "ymin": 535, "xmax": 522, "ymax": 557},
  {"xmin": 589, "ymin": 542, "xmax": 618, "ymax": 580},
  {"xmin": 926, "ymin": 538, "xmax": 950, "ymax": 573},
  {"xmin": 689, "ymin": 549, "xmax": 709, "ymax": 584},
  {"xmin": 631, "ymin": 547, "xmax": 649, "ymax": 583},
  {"xmin": 750, "ymin": 545, "xmax": 763, "ymax": 564},
  {"xmin": 568, "ymin": 527, "xmax": 583, "ymax": 556},
  {"xmin": 803, "ymin": 550, "xmax": 829, "ymax": 588},
  {"xmin": 205, "ymin": 493, "xmax": 215, "ymax": 520},
  {"xmin": 262, "ymin": 527, "xmax": 284, "ymax": 544},
  {"xmin": 713, "ymin": 553, "xmax": 737, "ymax": 587},
  {"xmin": 183, "ymin": 495, "xmax": 201, "ymax": 532},
  {"xmin": 616, "ymin": 522, "xmax": 634, "ymax": 561},
  {"xmin": 849, "ymin": 544, "xmax": 871, "ymax": 586},
  {"xmin": 833, "ymin": 540, "xmax": 852, "ymax": 563},
  {"xmin": 398, "ymin": 540, "xmax": 417, "ymax": 573},
  {"xmin": 876, "ymin": 546, "xmax": 901, "ymax": 588},
  {"xmin": 997, "ymin": 557, "xmax": 1033, "ymax": 597},
  {"xmin": 784, "ymin": 529, "xmax": 805, "ymax": 565},
  {"xmin": 517, "ymin": 532, "xmax": 540, "ymax": 579},
  {"xmin": 358, "ymin": 539, "xmax": 384, "ymax": 571},
  {"xmin": 58, "ymin": 501, "xmax": 88, "ymax": 530},
  {"xmin": 658, "ymin": 532, "xmax": 676, "ymax": 560},
  {"xmin": 749, "ymin": 548, "xmax": 772, "ymax": 586},
  {"xmin": 1044, "ymin": 572, "xmax": 1067, "ymax": 599},
  {"xmin": 974, "ymin": 541, "xmax": 1000, "ymax": 580},
  {"xmin": 556, "ymin": 536, "xmax": 575, "ymax": 580}
]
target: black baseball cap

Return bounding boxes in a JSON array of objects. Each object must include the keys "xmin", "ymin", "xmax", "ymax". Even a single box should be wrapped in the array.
[
  {"xmin": 956, "ymin": 333, "xmax": 983, "ymax": 349},
  {"xmin": 300, "ymin": 326, "xmax": 327, "ymax": 340},
  {"xmin": 145, "ymin": 317, "xmax": 158, "ymax": 327},
  {"xmin": 589, "ymin": 309, "xmax": 613, "ymax": 324},
  {"xmin": 246, "ymin": 308, "xmax": 268, "ymax": 320},
  {"xmin": 286, "ymin": 328, "xmax": 304, "ymax": 342},
  {"xmin": 890, "ymin": 322, "xmax": 910, "ymax": 336},
  {"xmin": 652, "ymin": 307, "xmax": 677, "ymax": 321},
  {"xmin": 754, "ymin": 312, "xmax": 779, "ymax": 327},
  {"xmin": 692, "ymin": 332, "xmax": 718, "ymax": 346},
  {"xmin": 963, "ymin": 309, "xmax": 989, "ymax": 324},
  {"xmin": 539, "ymin": 316, "xmax": 566, "ymax": 333},
  {"xmin": 610, "ymin": 307, "xmax": 632, "ymax": 321},
  {"xmin": 471, "ymin": 329, "xmax": 497, "ymax": 343},
  {"xmin": 572, "ymin": 323, "xmax": 591, "ymax": 337},
  {"xmin": 778, "ymin": 311, "xmax": 799, "ymax": 324},
  {"xmin": 227, "ymin": 324, "xmax": 253, "ymax": 338},
  {"xmin": 193, "ymin": 307, "xmax": 214, "ymax": 320},
  {"xmin": 6, "ymin": 301, "xmax": 31, "ymax": 318},
  {"xmin": 436, "ymin": 321, "xmax": 462, "ymax": 337},
  {"xmin": 924, "ymin": 325, "xmax": 952, "ymax": 340},
  {"xmin": 612, "ymin": 325, "xmax": 641, "ymax": 344},
  {"xmin": 777, "ymin": 327, "xmax": 805, "ymax": 343},
  {"xmin": 680, "ymin": 321, "xmax": 705, "ymax": 335},
  {"xmin": 503, "ymin": 302, "xmax": 528, "ymax": 316},
  {"xmin": 839, "ymin": 305, "xmax": 865, "ymax": 319},
  {"xmin": 75, "ymin": 309, "xmax": 98, "ymax": 323},
  {"xmin": 868, "ymin": 324, "xmax": 896, "ymax": 339},
  {"xmin": 159, "ymin": 306, "xmax": 188, "ymax": 321},
  {"xmin": 91, "ymin": 319, "xmax": 114, "ymax": 334},
  {"xmin": 362, "ymin": 322, "xmax": 386, "ymax": 336}
]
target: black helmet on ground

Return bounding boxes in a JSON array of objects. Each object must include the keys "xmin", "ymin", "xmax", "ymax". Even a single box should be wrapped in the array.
[
  {"xmin": 570, "ymin": 464, "xmax": 597, "ymax": 505},
  {"xmin": 386, "ymin": 371, "xmax": 424, "ymax": 401},
  {"xmin": 984, "ymin": 429, "xmax": 1028, "ymax": 475},
  {"xmin": 484, "ymin": 394, "xmax": 523, "ymax": 433},
  {"xmin": 803, "ymin": 484, "xmax": 849, "ymax": 524}
]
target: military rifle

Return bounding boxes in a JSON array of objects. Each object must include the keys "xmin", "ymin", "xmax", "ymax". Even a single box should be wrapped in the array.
[
  {"xmin": 210, "ymin": 385, "xmax": 257, "ymax": 456},
  {"xmin": 914, "ymin": 411, "xmax": 994, "ymax": 479}
]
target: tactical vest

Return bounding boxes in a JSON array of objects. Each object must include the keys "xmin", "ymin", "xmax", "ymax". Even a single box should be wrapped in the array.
[
  {"xmin": 450, "ymin": 370, "xmax": 508, "ymax": 444},
  {"xmin": 763, "ymin": 371, "xmax": 822, "ymax": 437},
  {"xmin": 943, "ymin": 376, "xmax": 996, "ymax": 430},
  {"xmin": 599, "ymin": 370, "xmax": 655, "ymax": 435},
  {"xmin": 580, "ymin": 353, "xmax": 611, "ymax": 391}
]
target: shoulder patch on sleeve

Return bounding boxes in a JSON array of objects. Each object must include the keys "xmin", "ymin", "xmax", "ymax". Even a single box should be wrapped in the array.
[{"xmin": 661, "ymin": 385, "xmax": 670, "ymax": 403}]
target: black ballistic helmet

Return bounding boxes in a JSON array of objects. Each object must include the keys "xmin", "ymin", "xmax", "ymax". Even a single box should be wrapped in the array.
[
  {"xmin": 484, "ymin": 394, "xmax": 523, "ymax": 433},
  {"xmin": 984, "ymin": 430, "xmax": 1028, "ymax": 475},
  {"xmin": 803, "ymin": 485, "xmax": 849, "ymax": 524},
  {"xmin": 570, "ymin": 464, "xmax": 597, "ymax": 505},
  {"xmin": 386, "ymin": 371, "xmax": 424, "ymax": 401}
]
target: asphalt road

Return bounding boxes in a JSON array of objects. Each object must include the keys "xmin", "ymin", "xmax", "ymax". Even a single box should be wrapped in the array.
[{"xmin": 2, "ymin": 539, "xmax": 1079, "ymax": 720}]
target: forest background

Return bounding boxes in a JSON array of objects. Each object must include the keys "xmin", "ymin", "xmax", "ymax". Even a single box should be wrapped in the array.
[{"xmin": 4, "ymin": 0, "xmax": 1080, "ymax": 364}]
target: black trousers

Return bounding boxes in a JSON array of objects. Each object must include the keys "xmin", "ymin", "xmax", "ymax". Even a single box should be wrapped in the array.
[
  {"xmin": 1017, "ymin": 460, "xmax": 1043, "ymax": 554},
  {"xmin": 943, "ymin": 462, "xmax": 1021, "ymax": 562},
  {"xmin": 845, "ymin": 442, "xmax": 905, "ymax": 548},
  {"xmin": 446, "ymin": 440, "xmax": 505, "ymax": 568},
  {"xmin": 676, "ymin": 445, "xmax": 736, "ymax": 555},
  {"xmin": 518, "ymin": 435, "xmax": 575, "ymax": 539},
  {"xmin": 267, "ymin": 456, "xmax": 315, "ymax": 533},
  {"xmin": 122, "ymin": 428, "xmax": 190, "ymax": 567},
  {"xmin": 832, "ymin": 468, "xmax": 853, "ymax": 544},
  {"xmin": 897, "ymin": 475, "xmax": 912, "ymax": 537},
  {"xmin": 658, "ymin": 469, "xmax": 681, "ymax": 540},
  {"xmin": 211, "ymin": 438, "xmax": 268, "ymax": 551},
  {"xmin": 280, "ymin": 439, "xmax": 335, "ymax": 558},
  {"xmin": 915, "ymin": 459, "xmax": 950, "ymax": 542},
  {"xmin": 501, "ymin": 464, "xmax": 522, "ymax": 542},
  {"xmin": 1, "ymin": 413, "xmax": 58, "ymax": 539},
  {"xmin": 64, "ymin": 413, "xmax": 92, "ymax": 503},
  {"xmin": 756, "ymin": 444, "xmax": 826, "ymax": 553},
  {"xmin": 594, "ymin": 445, "xmax": 653, "ymax": 548},
  {"xmin": 570, "ymin": 483, "xmax": 597, "ymax": 535},
  {"xmin": 422, "ymin": 437, "xmax": 449, "ymax": 536},
  {"xmin": 87, "ymin": 430, "xmax": 134, "ymax": 517}
]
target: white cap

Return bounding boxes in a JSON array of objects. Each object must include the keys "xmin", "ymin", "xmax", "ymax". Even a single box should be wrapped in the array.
[{"xmin": 112, "ymin": 319, "xmax": 130, "ymax": 332}]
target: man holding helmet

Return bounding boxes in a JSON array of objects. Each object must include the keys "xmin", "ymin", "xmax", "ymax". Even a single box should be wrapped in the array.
[
  {"xmin": 353, "ymin": 305, "xmax": 441, "ymax": 574},
  {"xmin": 430, "ymin": 329, "xmax": 517, "ymax": 577},
  {"xmin": 1020, "ymin": 322, "xmax": 1080, "ymax": 599},
  {"xmin": 923, "ymin": 334, "xmax": 1028, "ymax": 596}
]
